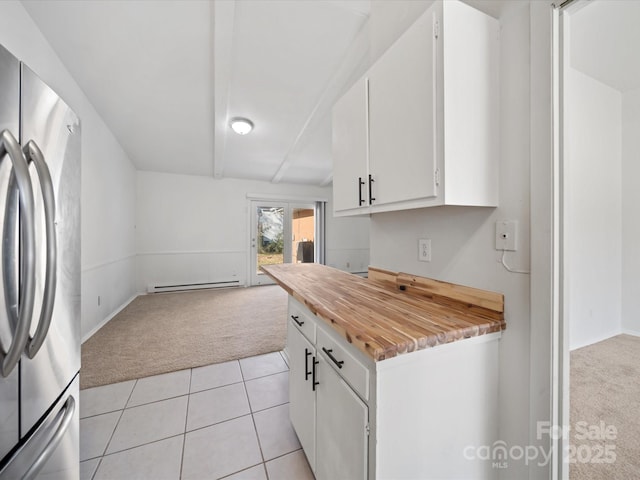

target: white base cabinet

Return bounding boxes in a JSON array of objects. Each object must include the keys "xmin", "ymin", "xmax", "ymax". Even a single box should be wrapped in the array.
[
  {"xmin": 287, "ymin": 320, "xmax": 316, "ymax": 472},
  {"xmin": 316, "ymin": 354, "xmax": 368, "ymax": 480},
  {"xmin": 286, "ymin": 296, "xmax": 501, "ymax": 480}
]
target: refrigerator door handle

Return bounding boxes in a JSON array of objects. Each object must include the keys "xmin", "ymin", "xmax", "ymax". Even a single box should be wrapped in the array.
[
  {"xmin": 22, "ymin": 395, "xmax": 76, "ymax": 480},
  {"xmin": 22, "ymin": 140, "xmax": 57, "ymax": 359},
  {"xmin": 0, "ymin": 129, "xmax": 36, "ymax": 378}
]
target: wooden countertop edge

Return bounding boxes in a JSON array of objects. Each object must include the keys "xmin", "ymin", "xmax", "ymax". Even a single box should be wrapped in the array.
[{"xmin": 261, "ymin": 265, "xmax": 505, "ymax": 361}]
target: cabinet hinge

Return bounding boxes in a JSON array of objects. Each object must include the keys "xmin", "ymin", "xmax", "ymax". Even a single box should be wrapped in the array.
[
  {"xmin": 365, "ymin": 423, "xmax": 370, "ymax": 436},
  {"xmin": 434, "ymin": 168, "xmax": 441, "ymax": 186},
  {"xmin": 433, "ymin": 20, "xmax": 439, "ymax": 39}
]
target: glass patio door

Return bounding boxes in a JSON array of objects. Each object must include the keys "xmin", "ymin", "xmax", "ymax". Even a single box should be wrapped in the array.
[{"xmin": 249, "ymin": 201, "xmax": 316, "ymax": 286}]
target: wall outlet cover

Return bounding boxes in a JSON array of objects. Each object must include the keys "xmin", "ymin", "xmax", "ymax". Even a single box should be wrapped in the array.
[
  {"xmin": 419, "ymin": 238, "xmax": 431, "ymax": 262},
  {"xmin": 495, "ymin": 220, "xmax": 517, "ymax": 251}
]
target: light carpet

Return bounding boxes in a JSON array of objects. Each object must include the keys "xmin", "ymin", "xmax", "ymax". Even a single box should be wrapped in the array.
[
  {"xmin": 80, "ymin": 285, "xmax": 288, "ymax": 390},
  {"xmin": 570, "ymin": 334, "xmax": 640, "ymax": 479}
]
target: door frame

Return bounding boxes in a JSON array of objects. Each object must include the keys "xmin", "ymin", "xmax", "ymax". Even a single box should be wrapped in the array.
[
  {"xmin": 249, "ymin": 200, "xmax": 290, "ymax": 286},
  {"xmin": 247, "ymin": 194, "xmax": 327, "ymax": 287}
]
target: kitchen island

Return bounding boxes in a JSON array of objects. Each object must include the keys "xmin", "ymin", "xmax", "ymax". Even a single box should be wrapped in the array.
[{"xmin": 262, "ymin": 263, "xmax": 505, "ymax": 480}]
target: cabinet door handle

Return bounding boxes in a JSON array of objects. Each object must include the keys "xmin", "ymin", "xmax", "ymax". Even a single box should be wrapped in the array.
[
  {"xmin": 291, "ymin": 315, "xmax": 304, "ymax": 327},
  {"xmin": 312, "ymin": 357, "xmax": 319, "ymax": 391},
  {"xmin": 358, "ymin": 177, "xmax": 365, "ymax": 206},
  {"xmin": 304, "ymin": 348, "xmax": 312, "ymax": 381},
  {"xmin": 368, "ymin": 174, "xmax": 375, "ymax": 204},
  {"xmin": 322, "ymin": 347, "xmax": 344, "ymax": 369}
]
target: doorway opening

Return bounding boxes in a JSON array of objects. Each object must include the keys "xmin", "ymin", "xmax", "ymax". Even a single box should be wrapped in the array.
[
  {"xmin": 249, "ymin": 200, "xmax": 324, "ymax": 286},
  {"xmin": 556, "ymin": 1, "xmax": 640, "ymax": 477}
]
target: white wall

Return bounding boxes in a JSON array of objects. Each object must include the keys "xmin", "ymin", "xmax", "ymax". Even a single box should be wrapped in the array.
[
  {"xmin": 565, "ymin": 66, "xmax": 622, "ymax": 350},
  {"xmin": 0, "ymin": 1, "xmax": 137, "ymax": 341},
  {"xmin": 136, "ymin": 171, "xmax": 369, "ymax": 291},
  {"xmin": 622, "ymin": 86, "xmax": 640, "ymax": 336},
  {"xmin": 367, "ymin": 2, "xmax": 532, "ymax": 478}
]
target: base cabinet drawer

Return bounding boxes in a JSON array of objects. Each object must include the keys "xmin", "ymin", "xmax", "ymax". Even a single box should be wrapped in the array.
[
  {"xmin": 317, "ymin": 326, "xmax": 369, "ymax": 401},
  {"xmin": 289, "ymin": 297, "xmax": 317, "ymax": 343}
]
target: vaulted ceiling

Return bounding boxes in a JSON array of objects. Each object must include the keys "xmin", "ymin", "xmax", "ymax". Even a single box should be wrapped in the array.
[{"xmin": 21, "ymin": 0, "xmax": 370, "ymax": 185}]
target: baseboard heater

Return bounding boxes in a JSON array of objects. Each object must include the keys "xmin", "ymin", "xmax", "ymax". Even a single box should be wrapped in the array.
[{"xmin": 147, "ymin": 280, "xmax": 240, "ymax": 294}]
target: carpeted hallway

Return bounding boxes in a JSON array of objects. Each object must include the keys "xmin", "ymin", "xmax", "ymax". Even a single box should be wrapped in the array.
[
  {"xmin": 570, "ymin": 334, "xmax": 640, "ymax": 479},
  {"xmin": 81, "ymin": 285, "xmax": 288, "ymax": 389}
]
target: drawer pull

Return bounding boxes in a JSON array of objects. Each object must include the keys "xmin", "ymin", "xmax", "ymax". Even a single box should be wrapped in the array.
[
  {"xmin": 312, "ymin": 357, "xmax": 319, "ymax": 391},
  {"xmin": 304, "ymin": 348, "xmax": 312, "ymax": 381},
  {"xmin": 322, "ymin": 347, "xmax": 344, "ymax": 369},
  {"xmin": 291, "ymin": 315, "xmax": 304, "ymax": 327}
]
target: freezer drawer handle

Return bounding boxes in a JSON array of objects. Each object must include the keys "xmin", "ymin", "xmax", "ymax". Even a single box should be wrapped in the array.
[
  {"xmin": 0, "ymin": 129, "xmax": 36, "ymax": 378},
  {"xmin": 22, "ymin": 140, "xmax": 57, "ymax": 359},
  {"xmin": 23, "ymin": 395, "xmax": 76, "ymax": 480}
]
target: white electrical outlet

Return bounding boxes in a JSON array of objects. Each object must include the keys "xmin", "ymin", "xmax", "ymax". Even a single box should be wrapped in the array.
[
  {"xmin": 495, "ymin": 220, "xmax": 517, "ymax": 251},
  {"xmin": 418, "ymin": 239, "xmax": 431, "ymax": 262}
]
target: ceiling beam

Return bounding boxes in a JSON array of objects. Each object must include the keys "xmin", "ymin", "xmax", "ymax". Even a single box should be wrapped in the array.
[
  {"xmin": 213, "ymin": 0, "xmax": 237, "ymax": 178},
  {"xmin": 320, "ymin": 172, "xmax": 333, "ymax": 187},
  {"xmin": 270, "ymin": 20, "xmax": 371, "ymax": 184}
]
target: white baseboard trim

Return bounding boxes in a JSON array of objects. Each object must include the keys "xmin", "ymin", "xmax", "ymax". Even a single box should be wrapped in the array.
[
  {"xmin": 569, "ymin": 330, "xmax": 623, "ymax": 351},
  {"xmin": 82, "ymin": 294, "xmax": 139, "ymax": 344},
  {"xmin": 621, "ymin": 329, "xmax": 640, "ymax": 338}
]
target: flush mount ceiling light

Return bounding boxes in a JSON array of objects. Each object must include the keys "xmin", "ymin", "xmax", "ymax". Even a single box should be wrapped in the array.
[{"xmin": 229, "ymin": 117, "xmax": 254, "ymax": 135}]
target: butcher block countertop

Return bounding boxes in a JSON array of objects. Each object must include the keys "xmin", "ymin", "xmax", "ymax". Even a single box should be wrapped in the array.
[{"xmin": 261, "ymin": 263, "xmax": 506, "ymax": 362}]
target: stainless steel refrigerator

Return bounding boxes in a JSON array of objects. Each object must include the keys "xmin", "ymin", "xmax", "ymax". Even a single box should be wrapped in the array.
[{"xmin": 0, "ymin": 43, "xmax": 80, "ymax": 479}]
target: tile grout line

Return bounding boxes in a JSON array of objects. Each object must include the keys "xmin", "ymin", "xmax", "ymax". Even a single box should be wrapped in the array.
[
  {"xmin": 216, "ymin": 461, "xmax": 265, "ymax": 480},
  {"xmin": 91, "ymin": 378, "xmax": 138, "ymax": 478},
  {"xmin": 236, "ymin": 358, "xmax": 270, "ymax": 478},
  {"xmin": 251, "ymin": 400, "xmax": 290, "ymax": 415},
  {"xmin": 242, "ymin": 367, "xmax": 289, "ymax": 383},
  {"xmin": 240, "ymin": 362, "xmax": 268, "ymax": 468},
  {"xmin": 189, "ymin": 378, "xmax": 245, "ymax": 396},
  {"xmin": 89, "ymin": 457, "xmax": 102, "ymax": 480},
  {"xmin": 279, "ymin": 350, "xmax": 289, "ymax": 368},
  {"xmin": 90, "ymin": 433, "xmax": 186, "ymax": 461},
  {"xmin": 82, "ymin": 353, "xmax": 297, "ymax": 479},
  {"xmin": 91, "ymin": 382, "xmax": 191, "ymax": 459},
  {"xmin": 179, "ymin": 368, "xmax": 193, "ymax": 480}
]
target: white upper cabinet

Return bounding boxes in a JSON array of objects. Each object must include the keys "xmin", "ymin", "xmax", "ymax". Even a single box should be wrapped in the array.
[
  {"xmin": 332, "ymin": 0, "xmax": 499, "ymax": 216},
  {"xmin": 332, "ymin": 77, "xmax": 369, "ymax": 214},
  {"xmin": 367, "ymin": 7, "xmax": 437, "ymax": 208}
]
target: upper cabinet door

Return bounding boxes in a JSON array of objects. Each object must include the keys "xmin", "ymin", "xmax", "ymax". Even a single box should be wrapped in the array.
[
  {"xmin": 331, "ymin": 0, "xmax": 498, "ymax": 216},
  {"xmin": 332, "ymin": 78, "xmax": 369, "ymax": 214},
  {"xmin": 367, "ymin": 8, "xmax": 438, "ymax": 207}
]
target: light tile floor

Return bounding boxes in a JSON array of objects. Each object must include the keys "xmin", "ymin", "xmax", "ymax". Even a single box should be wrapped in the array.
[{"xmin": 79, "ymin": 352, "xmax": 315, "ymax": 480}]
